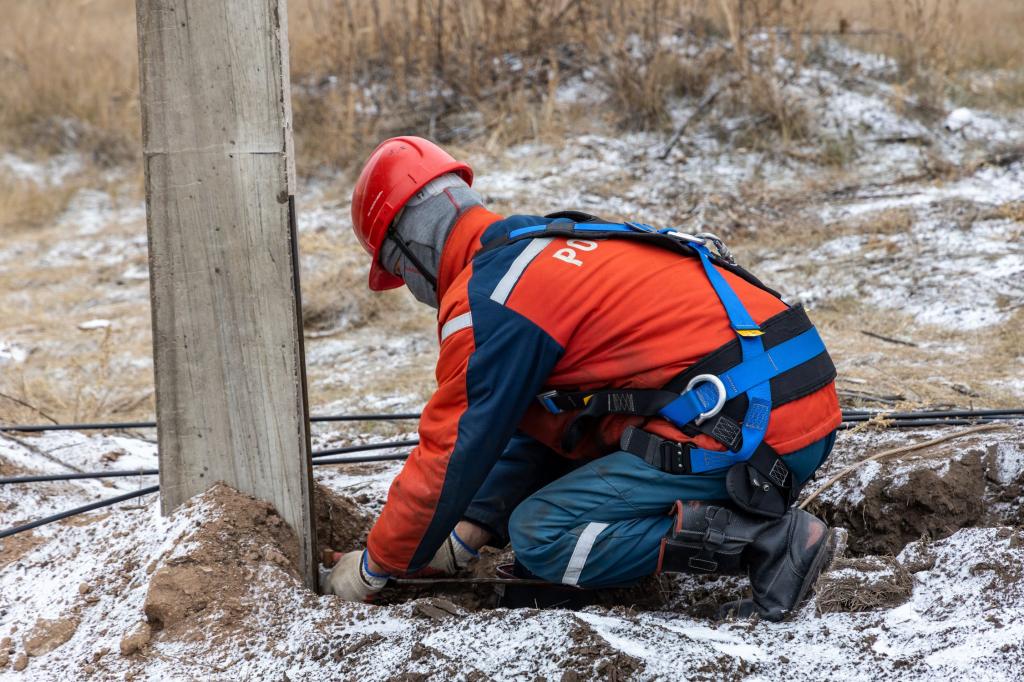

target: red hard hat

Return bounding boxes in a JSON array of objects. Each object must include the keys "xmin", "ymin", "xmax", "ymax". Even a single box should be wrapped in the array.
[{"xmin": 351, "ymin": 136, "xmax": 474, "ymax": 290}]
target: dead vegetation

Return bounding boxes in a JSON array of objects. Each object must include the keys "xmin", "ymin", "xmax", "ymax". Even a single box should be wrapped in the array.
[
  {"xmin": 816, "ymin": 555, "xmax": 913, "ymax": 614},
  {"xmin": 3, "ymin": 0, "xmax": 1019, "ymax": 175},
  {"xmin": 0, "ymin": 0, "xmax": 1021, "ymax": 424},
  {"xmin": 298, "ymin": 230, "xmax": 419, "ymax": 334},
  {"xmin": 0, "ymin": 170, "xmax": 84, "ymax": 234}
]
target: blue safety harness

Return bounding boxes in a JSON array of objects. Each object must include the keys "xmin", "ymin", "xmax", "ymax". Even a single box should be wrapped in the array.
[{"xmin": 478, "ymin": 214, "xmax": 837, "ymax": 516}]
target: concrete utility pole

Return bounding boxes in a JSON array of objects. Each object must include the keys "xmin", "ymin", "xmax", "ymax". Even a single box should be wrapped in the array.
[{"xmin": 136, "ymin": 0, "xmax": 317, "ymax": 588}]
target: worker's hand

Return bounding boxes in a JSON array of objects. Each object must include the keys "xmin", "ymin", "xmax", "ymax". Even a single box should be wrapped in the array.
[
  {"xmin": 425, "ymin": 529, "xmax": 480, "ymax": 576},
  {"xmin": 322, "ymin": 550, "xmax": 388, "ymax": 602}
]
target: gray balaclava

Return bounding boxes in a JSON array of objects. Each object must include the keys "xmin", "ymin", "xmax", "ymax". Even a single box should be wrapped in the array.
[{"xmin": 379, "ymin": 172, "xmax": 482, "ymax": 308}]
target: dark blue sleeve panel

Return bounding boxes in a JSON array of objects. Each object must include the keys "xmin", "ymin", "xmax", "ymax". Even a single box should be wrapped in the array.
[
  {"xmin": 463, "ymin": 431, "xmax": 567, "ymax": 546},
  {"xmin": 407, "ymin": 240, "xmax": 565, "ymax": 570}
]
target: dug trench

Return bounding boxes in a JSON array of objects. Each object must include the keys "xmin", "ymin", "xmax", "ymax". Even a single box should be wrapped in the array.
[
  {"xmin": 114, "ymin": 428, "xmax": 1022, "ymax": 673},
  {"xmin": 314, "ymin": 426, "xmax": 1024, "ymax": 620},
  {"xmin": 805, "ymin": 437, "xmax": 1024, "ymax": 557}
]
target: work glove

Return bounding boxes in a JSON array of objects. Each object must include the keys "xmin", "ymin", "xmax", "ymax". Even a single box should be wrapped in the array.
[
  {"xmin": 425, "ymin": 530, "xmax": 480, "ymax": 576},
  {"xmin": 322, "ymin": 550, "xmax": 388, "ymax": 602}
]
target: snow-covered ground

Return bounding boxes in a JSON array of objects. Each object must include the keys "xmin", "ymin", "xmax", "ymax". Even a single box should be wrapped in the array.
[
  {"xmin": 2, "ymin": 421, "xmax": 1023, "ymax": 680},
  {"xmin": 2, "ymin": 38, "xmax": 1024, "ymax": 679}
]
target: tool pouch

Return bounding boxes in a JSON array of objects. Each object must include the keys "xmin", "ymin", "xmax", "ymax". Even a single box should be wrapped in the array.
[{"xmin": 725, "ymin": 447, "xmax": 797, "ymax": 519}]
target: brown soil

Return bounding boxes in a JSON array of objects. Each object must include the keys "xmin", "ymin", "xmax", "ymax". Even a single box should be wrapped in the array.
[
  {"xmin": 23, "ymin": 616, "xmax": 79, "ymax": 657},
  {"xmin": 313, "ymin": 481, "xmax": 374, "ymax": 556},
  {"xmin": 118, "ymin": 623, "xmax": 152, "ymax": 657},
  {"xmin": 809, "ymin": 447, "xmax": 988, "ymax": 555},
  {"xmin": 143, "ymin": 483, "xmax": 301, "ymax": 635},
  {"xmin": 0, "ymin": 531, "xmax": 44, "ymax": 569},
  {"xmin": 983, "ymin": 443, "xmax": 1024, "ymax": 527},
  {"xmin": 560, "ymin": 619, "xmax": 644, "ymax": 681}
]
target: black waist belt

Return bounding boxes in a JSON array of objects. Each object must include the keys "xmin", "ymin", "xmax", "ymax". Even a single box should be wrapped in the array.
[{"xmin": 619, "ymin": 425, "xmax": 799, "ymax": 518}]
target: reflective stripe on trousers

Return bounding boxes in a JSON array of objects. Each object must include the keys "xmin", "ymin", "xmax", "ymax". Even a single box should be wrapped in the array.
[{"xmin": 507, "ymin": 431, "xmax": 836, "ymax": 588}]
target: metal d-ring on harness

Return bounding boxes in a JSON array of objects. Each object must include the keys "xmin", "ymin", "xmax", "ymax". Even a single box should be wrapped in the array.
[{"xmin": 479, "ymin": 213, "xmax": 837, "ymax": 518}]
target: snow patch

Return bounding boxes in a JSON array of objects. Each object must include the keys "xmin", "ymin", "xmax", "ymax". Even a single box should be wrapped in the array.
[
  {"xmin": 0, "ymin": 339, "xmax": 28, "ymax": 364},
  {"xmin": 0, "ymin": 153, "xmax": 84, "ymax": 186},
  {"xmin": 77, "ymin": 319, "xmax": 112, "ymax": 331}
]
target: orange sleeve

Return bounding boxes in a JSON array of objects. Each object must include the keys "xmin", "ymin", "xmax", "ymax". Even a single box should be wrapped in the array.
[{"xmin": 365, "ymin": 305, "xmax": 474, "ymax": 573}]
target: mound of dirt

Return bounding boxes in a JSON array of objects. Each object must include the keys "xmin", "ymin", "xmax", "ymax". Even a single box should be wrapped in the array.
[
  {"xmin": 314, "ymin": 481, "xmax": 374, "ymax": 556},
  {"xmin": 142, "ymin": 483, "xmax": 302, "ymax": 636},
  {"xmin": 23, "ymin": 616, "xmax": 80, "ymax": 657}
]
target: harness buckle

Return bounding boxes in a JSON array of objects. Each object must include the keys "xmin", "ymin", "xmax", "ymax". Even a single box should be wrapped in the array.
[
  {"xmin": 537, "ymin": 390, "xmax": 563, "ymax": 414},
  {"xmin": 695, "ymin": 231, "xmax": 736, "ymax": 265},
  {"xmin": 659, "ymin": 440, "xmax": 691, "ymax": 475},
  {"xmin": 684, "ymin": 374, "xmax": 727, "ymax": 426}
]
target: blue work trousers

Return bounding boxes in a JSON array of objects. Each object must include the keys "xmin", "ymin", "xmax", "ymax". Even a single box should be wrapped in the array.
[{"xmin": 506, "ymin": 432, "xmax": 836, "ymax": 587}]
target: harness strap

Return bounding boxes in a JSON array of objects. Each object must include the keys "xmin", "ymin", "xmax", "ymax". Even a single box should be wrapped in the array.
[
  {"xmin": 476, "ymin": 219, "xmax": 782, "ymax": 299},
  {"xmin": 621, "ymin": 426, "xmax": 800, "ymax": 515},
  {"xmin": 620, "ymin": 426, "xmax": 692, "ymax": 474}
]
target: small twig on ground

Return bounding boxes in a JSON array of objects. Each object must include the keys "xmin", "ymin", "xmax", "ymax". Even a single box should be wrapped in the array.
[
  {"xmin": 660, "ymin": 81, "xmax": 732, "ymax": 161},
  {"xmin": 799, "ymin": 423, "xmax": 1010, "ymax": 509},
  {"xmin": 836, "ymin": 388, "xmax": 905, "ymax": 405},
  {"xmin": 0, "ymin": 391, "xmax": 59, "ymax": 425},
  {"xmin": 871, "ymin": 135, "xmax": 933, "ymax": 147},
  {"xmin": 1, "ymin": 433, "xmax": 87, "ymax": 474},
  {"xmin": 860, "ymin": 330, "xmax": 919, "ymax": 348}
]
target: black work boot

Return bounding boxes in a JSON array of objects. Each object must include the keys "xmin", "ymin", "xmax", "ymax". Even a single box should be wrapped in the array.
[
  {"xmin": 720, "ymin": 507, "xmax": 835, "ymax": 622},
  {"xmin": 658, "ymin": 501, "xmax": 835, "ymax": 622}
]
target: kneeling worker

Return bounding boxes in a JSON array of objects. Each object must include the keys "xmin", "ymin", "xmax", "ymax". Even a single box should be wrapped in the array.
[{"xmin": 325, "ymin": 137, "xmax": 841, "ymax": 621}]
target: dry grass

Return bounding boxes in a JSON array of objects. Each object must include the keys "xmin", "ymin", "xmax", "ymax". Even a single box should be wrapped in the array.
[
  {"xmin": 0, "ymin": 0, "xmax": 139, "ymax": 165},
  {"xmin": 800, "ymin": 0, "xmax": 1024, "ymax": 108},
  {"xmin": 816, "ymin": 555, "xmax": 913, "ymax": 614},
  {"xmin": 1, "ymin": 326, "xmax": 155, "ymax": 425},
  {"xmin": 0, "ymin": 0, "xmax": 1021, "ymax": 425},
  {"xmin": 806, "ymin": 0, "xmax": 1024, "ymax": 73},
  {"xmin": 2, "ymin": 0, "xmax": 1018, "ymax": 175},
  {"xmin": 0, "ymin": 170, "xmax": 82, "ymax": 234},
  {"xmin": 298, "ymin": 230, "xmax": 420, "ymax": 334}
]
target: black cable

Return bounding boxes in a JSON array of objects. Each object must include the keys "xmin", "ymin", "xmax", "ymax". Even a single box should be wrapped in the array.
[
  {"xmin": 0, "ymin": 485, "xmax": 159, "ymax": 540},
  {"xmin": 311, "ymin": 439, "xmax": 419, "ymax": 458},
  {"xmin": 0, "ymin": 451, "xmax": 417, "ymax": 538},
  {"xmin": 0, "ymin": 412, "xmax": 423, "ymax": 433},
  {"xmin": 0, "ymin": 440, "xmax": 418, "ymax": 484},
  {"xmin": 312, "ymin": 452, "xmax": 411, "ymax": 466},
  {"xmin": 5, "ymin": 409, "xmax": 1023, "ymax": 484},
  {"xmin": 4, "ymin": 408, "xmax": 1022, "ymax": 434},
  {"xmin": 0, "ymin": 469, "xmax": 159, "ymax": 484},
  {"xmin": 5, "ymin": 407, "xmax": 1023, "ymax": 537},
  {"xmin": 311, "ymin": 412, "xmax": 420, "ymax": 423}
]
